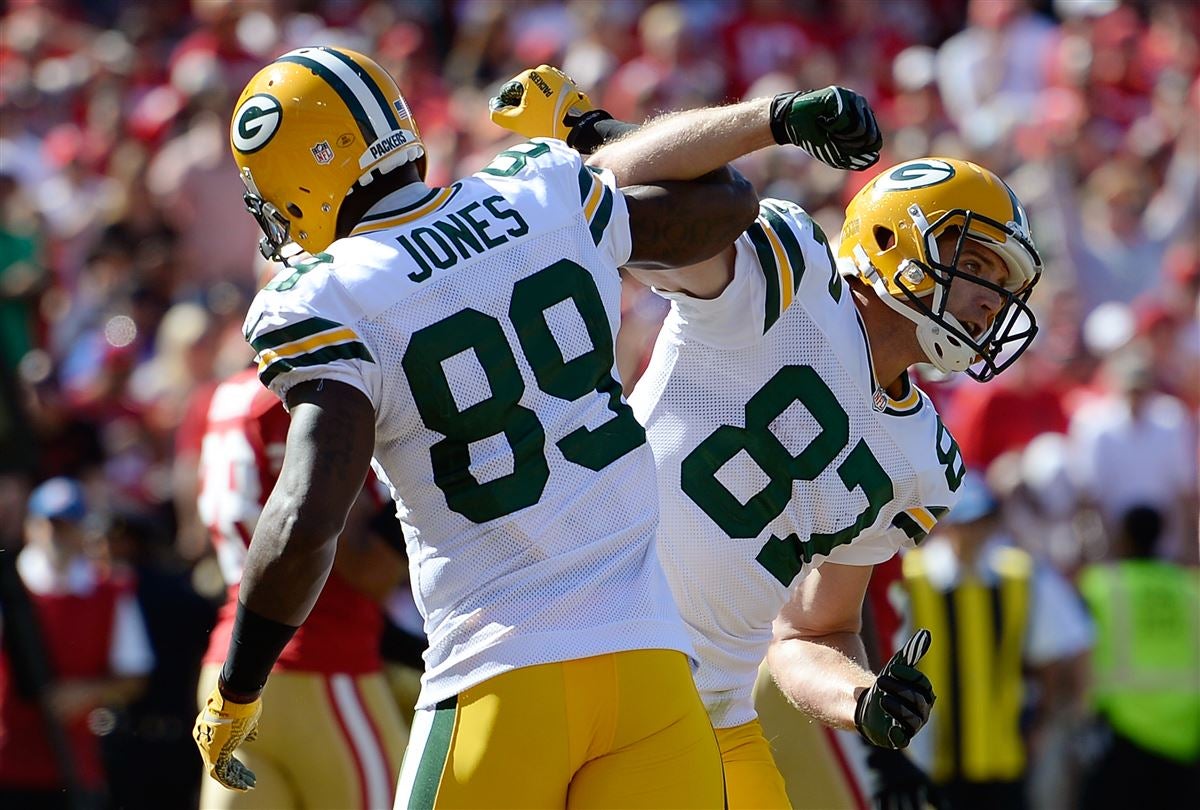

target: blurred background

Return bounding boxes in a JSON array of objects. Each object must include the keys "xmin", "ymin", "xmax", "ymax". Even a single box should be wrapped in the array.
[{"xmin": 0, "ymin": 1, "xmax": 1196, "ymax": 809}]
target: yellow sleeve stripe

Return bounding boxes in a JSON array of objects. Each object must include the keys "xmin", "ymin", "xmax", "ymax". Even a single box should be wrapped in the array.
[
  {"xmin": 256, "ymin": 326, "xmax": 360, "ymax": 371},
  {"xmin": 759, "ymin": 219, "xmax": 795, "ymax": 315},
  {"xmin": 908, "ymin": 506, "xmax": 938, "ymax": 532},
  {"xmin": 582, "ymin": 171, "xmax": 605, "ymax": 221},
  {"xmin": 349, "ymin": 187, "xmax": 456, "ymax": 235}
]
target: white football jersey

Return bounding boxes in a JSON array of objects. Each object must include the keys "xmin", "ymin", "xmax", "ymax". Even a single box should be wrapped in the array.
[
  {"xmin": 244, "ymin": 138, "xmax": 692, "ymax": 710},
  {"xmin": 631, "ymin": 198, "xmax": 966, "ymax": 728}
]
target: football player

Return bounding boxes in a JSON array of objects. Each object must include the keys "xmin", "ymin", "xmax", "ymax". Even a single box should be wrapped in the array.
[
  {"xmin": 191, "ymin": 44, "xmax": 874, "ymax": 808},
  {"xmin": 195, "ymin": 363, "xmax": 409, "ymax": 810},
  {"xmin": 491, "ymin": 66, "xmax": 1042, "ymax": 808}
]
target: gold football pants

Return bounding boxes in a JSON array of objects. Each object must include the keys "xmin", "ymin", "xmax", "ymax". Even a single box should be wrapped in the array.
[{"xmin": 393, "ymin": 649, "xmax": 725, "ymax": 809}]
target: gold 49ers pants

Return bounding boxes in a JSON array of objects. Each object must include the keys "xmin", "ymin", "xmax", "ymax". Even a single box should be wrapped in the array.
[
  {"xmin": 753, "ymin": 660, "xmax": 870, "ymax": 810},
  {"xmin": 393, "ymin": 649, "xmax": 725, "ymax": 809},
  {"xmin": 198, "ymin": 664, "xmax": 408, "ymax": 810}
]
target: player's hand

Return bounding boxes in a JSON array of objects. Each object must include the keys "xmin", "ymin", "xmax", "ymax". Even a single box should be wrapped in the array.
[
  {"xmin": 855, "ymin": 629, "xmax": 935, "ymax": 749},
  {"xmin": 864, "ymin": 746, "xmax": 947, "ymax": 810},
  {"xmin": 488, "ymin": 65, "xmax": 599, "ymax": 142},
  {"xmin": 194, "ymin": 687, "xmax": 262, "ymax": 792},
  {"xmin": 770, "ymin": 86, "xmax": 882, "ymax": 170}
]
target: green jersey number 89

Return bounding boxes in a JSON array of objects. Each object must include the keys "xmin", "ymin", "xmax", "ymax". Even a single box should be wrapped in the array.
[{"xmin": 402, "ymin": 259, "xmax": 645, "ymax": 523}]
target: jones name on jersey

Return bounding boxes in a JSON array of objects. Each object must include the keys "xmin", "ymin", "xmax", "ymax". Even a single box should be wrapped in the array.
[
  {"xmin": 242, "ymin": 139, "xmax": 692, "ymax": 710},
  {"xmin": 631, "ymin": 198, "xmax": 967, "ymax": 728}
]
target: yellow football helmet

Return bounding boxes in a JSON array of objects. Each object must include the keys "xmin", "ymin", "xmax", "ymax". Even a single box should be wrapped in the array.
[
  {"xmin": 839, "ymin": 157, "xmax": 1043, "ymax": 381},
  {"xmin": 229, "ymin": 46, "xmax": 426, "ymax": 260}
]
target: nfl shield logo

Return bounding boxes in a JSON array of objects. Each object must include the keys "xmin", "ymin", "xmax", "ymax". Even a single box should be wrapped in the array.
[
  {"xmin": 311, "ymin": 141, "xmax": 334, "ymax": 165},
  {"xmin": 871, "ymin": 387, "xmax": 888, "ymax": 413}
]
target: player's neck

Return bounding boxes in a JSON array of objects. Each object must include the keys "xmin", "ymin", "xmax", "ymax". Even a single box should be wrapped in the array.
[{"xmin": 848, "ymin": 277, "xmax": 924, "ymax": 397}]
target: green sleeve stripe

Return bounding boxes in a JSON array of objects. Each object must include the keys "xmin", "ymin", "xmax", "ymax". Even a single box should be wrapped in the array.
[
  {"xmin": 760, "ymin": 203, "xmax": 807, "ymax": 292},
  {"xmin": 577, "ymin": 164, "xmax": 594, "ymax": 206},
  {"xmin": 929, "ymin": 506, "xmax": 950, "ymax": 521},
  {"xmin": 408, "ymin": 697, "xmax": 458, "ymax": 809},
  {"xmin": 588, "ymin": 186, "xmax": 614, "ymax": 245},
  {"xmin": 250, "ymin": 316, "xmax": 345, "ymax": 353},
  {"xmin": 807, "ymin": 215, "xmax": 842, "ymax": 302},
  {"xmin": 259, "ymin": 341, "xmax": 375, "ymax": 387},
  {"xmin": 747, "ymin": 221, "xmax": 781, "ymax": 332},
  {"xmin": 892, "ymin": 512, "xmax": 930, "ymax": 544}
]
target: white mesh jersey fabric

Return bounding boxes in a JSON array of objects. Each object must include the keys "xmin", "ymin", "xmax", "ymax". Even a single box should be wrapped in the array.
[
  {"xmin": 631, "ymin": 198, "xmax": 965, "ymax": 729},
  {"xmin": 243, "ymin": 139, "xmax": 691, "ymax": 710}
]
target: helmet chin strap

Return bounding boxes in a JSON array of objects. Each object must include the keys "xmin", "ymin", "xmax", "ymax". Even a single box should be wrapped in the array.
[{"xmin": 851, "ymin": 244, "xmax": 978, "ymax": 374}]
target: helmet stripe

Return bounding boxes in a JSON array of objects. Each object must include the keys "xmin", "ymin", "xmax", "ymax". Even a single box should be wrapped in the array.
[
  {"xmin": 279, "ymin": 53, "xmax": 376, "ymax": 143},
  {"xmin": 301, "ymin": 48, "xmax": 398, "ymax": 138},
  {"xmin": 1000, "ymin": 179, "xmax": 1030, "ymax": 238},
  {"xmin": 323, "ymin": 48, "xmax": 402, "ymax": 133},
  {"xmin": 279, "ymin": 49, "xmax": 399, "ymax": 143}
]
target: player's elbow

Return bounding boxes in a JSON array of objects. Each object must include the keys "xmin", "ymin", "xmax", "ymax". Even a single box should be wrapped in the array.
[
  {"xmin": 625, "ymin": 168, "xmax": 758, "ymax": 269},
  {"xmin": 260, "ymin": 492, "xmax": 345, "ymax": 559},
  {"xmin": 678, "ymin": 169, "xmax": 758, "ymax": 266},
  {"xmin": 719, "ymin": 168, "xmax": 759, "ymax": 237}
]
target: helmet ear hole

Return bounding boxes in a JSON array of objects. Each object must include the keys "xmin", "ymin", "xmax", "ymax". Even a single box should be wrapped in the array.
[
  {"xmin": 286, "ymin": 203, "xmax": 303, "ymax": 218},
  {"xmin": 873, "ymin": 225, "xmax": 895, "ymax": 251}
]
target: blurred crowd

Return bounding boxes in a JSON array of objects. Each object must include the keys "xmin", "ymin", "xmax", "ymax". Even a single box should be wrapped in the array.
[{"xmin": 0, "ymin": 0, "xmax": 1196, "ymax": 808}]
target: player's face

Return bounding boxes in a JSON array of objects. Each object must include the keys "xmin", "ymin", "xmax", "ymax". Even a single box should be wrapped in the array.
[{"xmin": 938, "ymin": 235, "xmax": 1011, "ymax": 341}]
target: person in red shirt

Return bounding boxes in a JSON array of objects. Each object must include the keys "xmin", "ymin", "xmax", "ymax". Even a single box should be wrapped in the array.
[
  {"xmin": 0, "ymin": 477, "xmax": 153, "ymax": 810},
  {"xmin": 196, "ymin": 367, "xmax": 408, "ymax": 810}
]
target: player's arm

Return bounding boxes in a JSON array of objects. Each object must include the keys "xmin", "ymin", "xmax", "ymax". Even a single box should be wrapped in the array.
[
  {"xmin": 236, "ymin": 378, "xmax": 375, "ymax": 637},
  {"xmin": 195, "ymin": 378, "xmax": 375, "ymax": 791},
  {"xmin": 769, "ymin": 562, "xmax": 935, "ymax": 750},
  {"xmin": 490, "ymin": 65, "xmax": 882, "ymax": 173},
  {"xmin": 489, "ymin": 66, "xmax": 881, "ymax": 297}
]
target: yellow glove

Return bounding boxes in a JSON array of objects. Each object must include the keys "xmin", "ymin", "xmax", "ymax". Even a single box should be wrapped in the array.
[
  {"xmin": 488, "ymin": 65, "xmax": 595, "ymax": 141},
  {"xmin": 194, "ymin": 687, "xmax": 262, "ymax": 791}
]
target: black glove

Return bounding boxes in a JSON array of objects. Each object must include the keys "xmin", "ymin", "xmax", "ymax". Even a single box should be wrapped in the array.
[
  {"xmin": 770, "ymin": 86, "xmax": 882, "ymax": 170},
  {"xmin": 855, "ymin": 629, "xmax": 935, "ymax": 749},
  {"xmin": 864, "ymin": 746, "xmax": 946, "ymax": 810}
]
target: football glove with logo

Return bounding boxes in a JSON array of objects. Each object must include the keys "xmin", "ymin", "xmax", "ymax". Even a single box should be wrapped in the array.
[
  {"xmin": 855, "ymin": 629, "xmax": 936, "ymax": 749},
  {"xmin": 194, "ymin": 688, "xmax": 262, "ymax": 792},
  {"xmin": 770, "ymin": 86, "xmax": 882, "ymax": 170},
  {"xmin": 488, "ymin": 64, "xmax": 606, "ymax": 144}
]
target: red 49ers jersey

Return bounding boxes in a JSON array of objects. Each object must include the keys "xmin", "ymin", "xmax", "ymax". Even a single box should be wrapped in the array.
[{"xmin": 199, "ymin": 366, "xmax": 382, "ymax": 674}]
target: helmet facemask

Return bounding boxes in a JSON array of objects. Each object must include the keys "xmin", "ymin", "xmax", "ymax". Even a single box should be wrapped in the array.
[
  {"xmin": 240, "ymin": 168, "xmax": 298, "ymax": 263},
  {"xmin": 862, "ymin": 206, "xmax": 1042, "ymax": 382}
]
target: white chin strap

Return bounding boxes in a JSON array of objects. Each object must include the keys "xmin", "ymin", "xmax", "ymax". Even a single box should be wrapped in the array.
[{"xmin": 849, "ymin": 245, "xmax": 978, "ymax": 374}]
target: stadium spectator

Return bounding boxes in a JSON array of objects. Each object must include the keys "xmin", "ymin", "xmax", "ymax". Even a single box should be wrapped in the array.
[
  {"xmin": 0, "ymin": 477, "xmax": 153, "ymax": 810},
  {"xmin": 1077, "ymin": 505, "xmax": 1200, "ymax": 809},
  {"xmin": 1069, "ymin": 347, "xmax": 1199, "ymax": 563},
  {"xmin": 900, "ymin": 475, "xmax": 1093, "ymax": 810}
]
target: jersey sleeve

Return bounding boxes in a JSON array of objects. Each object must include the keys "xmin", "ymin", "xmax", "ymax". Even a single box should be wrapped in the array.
[
  {"xmin": 475, "ymin": 138, "xmax": 632, "ymax": 269},
  {"xmin": 243, "ymin": 258, "xmax": 382, "ymax": 411},
  {"xmin": 823, "ymin": 413, "xmax": 965, "ymax": 567},
  {"xmin": 655, "ymin": 198, "xmax": 842, "ymax": 348}
]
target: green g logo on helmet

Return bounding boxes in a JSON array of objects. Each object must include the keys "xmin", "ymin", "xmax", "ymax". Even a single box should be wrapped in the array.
[
  {"xmin": 232, "ymin": 94, "xmax": 283, "ymax": 154},
  {"xmin": 875, "ymin": 159, "xmax": 956, "ymax": 192}
]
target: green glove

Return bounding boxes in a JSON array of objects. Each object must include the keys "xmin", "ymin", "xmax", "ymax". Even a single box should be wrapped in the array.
[
  {"xmin": 855, "ymin": 629, "xmax": 935, "ymax": 749},
  {"xmin": 770, "ymin": 86, "xmax": 883, "ymax": 171}
]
